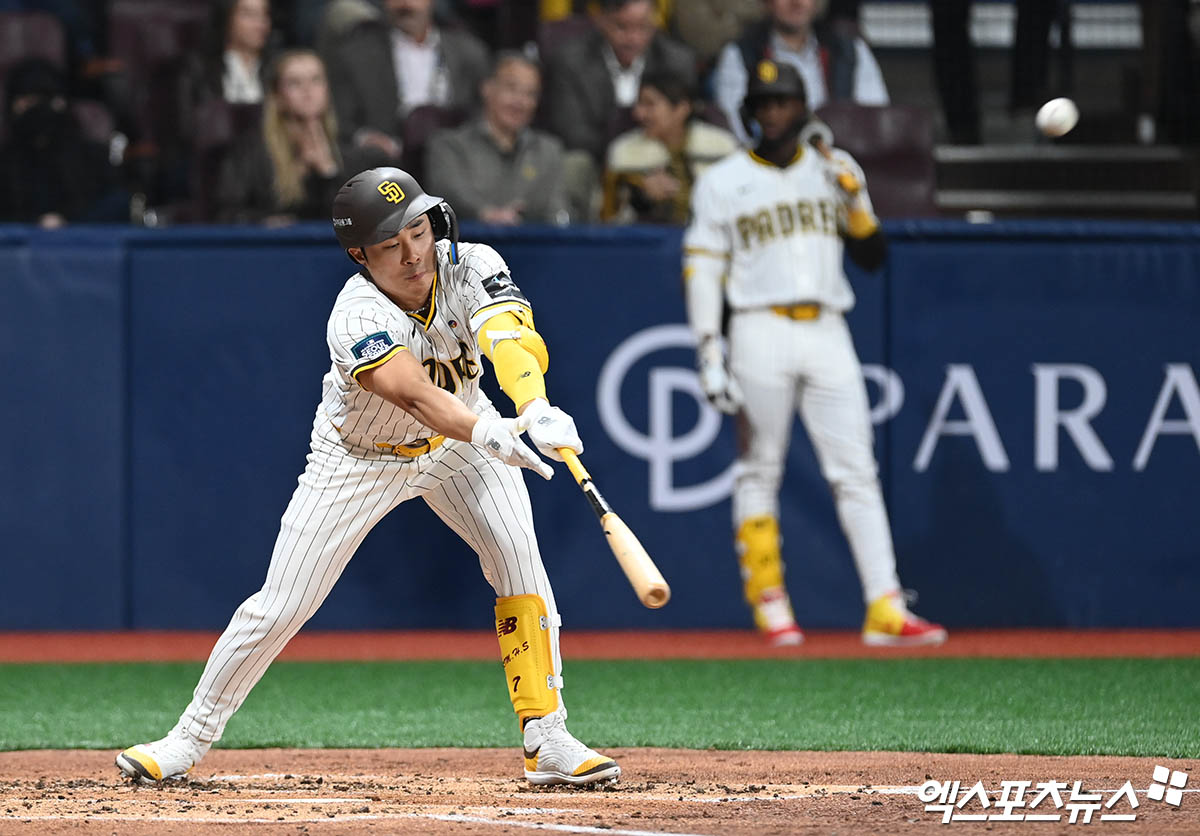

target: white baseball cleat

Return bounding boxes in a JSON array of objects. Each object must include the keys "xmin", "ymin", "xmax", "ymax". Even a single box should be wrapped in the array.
[
  {"xmin": 755, "ymin": 587, "xmax": 804, "ymax": 647},
  {"xmin": 116, "ymin": 731, "xmax": 209, "ymax": 784},
  {"xmin": 523, "ymin": 711, "xmax": 620, "ymax": 786}
]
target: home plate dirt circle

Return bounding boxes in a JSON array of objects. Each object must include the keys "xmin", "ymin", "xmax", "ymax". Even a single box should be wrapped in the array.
[{"xmin": 0, "ymin": 749, "xmax": 1196, "ymax": 834}]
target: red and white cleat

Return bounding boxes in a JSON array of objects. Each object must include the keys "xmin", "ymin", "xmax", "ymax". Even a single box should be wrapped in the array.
[
  {"xmin": 862, "ymin": 592, "xmax": 947, "ymax": 647},
  {"xmin": 755, "ymin": 587, "xmax": 805, "ymax": 646}
]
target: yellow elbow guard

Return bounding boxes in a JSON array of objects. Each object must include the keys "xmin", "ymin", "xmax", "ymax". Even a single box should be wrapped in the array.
[
  {"xmin": 478, "ymin": 311, "xmax": 549, "ymax": 406},
  {"xmin": 495, "ymin": 594, "xmax": 561, "ymax": 722},
  {"xmin": 479, "ymin": 310, "xmax": 548, "ymax": 372}
]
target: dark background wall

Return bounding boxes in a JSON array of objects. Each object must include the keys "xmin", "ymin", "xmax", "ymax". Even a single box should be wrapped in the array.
[{"xmin": 2, "ymin": 221, "xmax": 1198, "ymax": 631}]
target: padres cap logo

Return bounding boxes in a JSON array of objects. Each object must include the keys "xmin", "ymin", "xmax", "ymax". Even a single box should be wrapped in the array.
[
  {"xmin": 377, "ymin": 181, "xmax": 406, "ymax": 204},
  {"xmin": 756, "ymin": 60, "xmax": 779, "ymax": 84}
]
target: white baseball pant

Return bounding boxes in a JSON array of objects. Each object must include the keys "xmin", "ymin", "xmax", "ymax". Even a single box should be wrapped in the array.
[
  {"xmin": 173, "ymin": 421, "xmax": 562, "ymax": 746},
  {"xmin": 728, "ymin": 308, "xmax": 901, "ymax": 604}
]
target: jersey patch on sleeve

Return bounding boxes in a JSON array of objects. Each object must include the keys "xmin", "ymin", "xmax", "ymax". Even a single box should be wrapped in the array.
[
  {"xmin": 351, "ymin": 331, "xmax": 396, "ymax": 361},
  {"xmin": 481, "ymin": 272, "xmax": 529, "ymax": 305}
]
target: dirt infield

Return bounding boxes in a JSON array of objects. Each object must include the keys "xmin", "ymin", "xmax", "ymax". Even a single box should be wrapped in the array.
[
  {"xmin": 1, "ymin": 749, "xmax": 1197, "ymax": 834},
  {"xmin": 4, "ymin": 629, "xmax": 1200, "ymax": 662}
]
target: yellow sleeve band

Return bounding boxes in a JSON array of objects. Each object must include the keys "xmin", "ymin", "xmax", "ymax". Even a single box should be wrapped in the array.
[{"xmin": 477, "ymin": 311, "xmax": 548, "ymax": 408}]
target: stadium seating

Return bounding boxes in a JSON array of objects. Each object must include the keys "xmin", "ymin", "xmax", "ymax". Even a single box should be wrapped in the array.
[{"xmin": 816, "ymin": 102, "xmax": 937, "ymax": 218}]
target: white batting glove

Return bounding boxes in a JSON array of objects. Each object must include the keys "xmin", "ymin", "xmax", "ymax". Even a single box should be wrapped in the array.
[
  {"xmin": 521, "ymin": 398, "xmax": 583, "ymax": 462},
  {"xmin": 696, "ymin": 336, "xmax": 743, "ymax": 415},
  {"xmin": 471, "ymin": 414, "xmax": 554, "ymax": 480}
]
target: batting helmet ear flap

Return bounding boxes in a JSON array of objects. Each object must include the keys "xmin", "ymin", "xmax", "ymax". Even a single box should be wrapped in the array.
[{"xmin": 427, "ymin": 202, "xmax": 460, "ymax": 264}]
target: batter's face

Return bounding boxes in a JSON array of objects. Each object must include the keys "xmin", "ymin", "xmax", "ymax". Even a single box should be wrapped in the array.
[
  {"xmin": 352, "ymin": 215, "xmax": 437, "ymax": 308},
  {"xmin": 753, "ymin": 96, "xmax": 807, "ymax": 142}
]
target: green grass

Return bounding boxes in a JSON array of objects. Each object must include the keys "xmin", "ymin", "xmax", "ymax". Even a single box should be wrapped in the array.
[{"xmin": 2, "ymin": 659, "xmax": 1198, "ymax": 757}]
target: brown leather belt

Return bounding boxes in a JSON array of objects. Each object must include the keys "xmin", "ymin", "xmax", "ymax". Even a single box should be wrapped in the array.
[
  {"xmin": 770, "ymin": 303, "xmax": 821, "ymax": 321},
  {"xmin": 375, "ymin": 435, "xmax": 446, "ymax": 458}
]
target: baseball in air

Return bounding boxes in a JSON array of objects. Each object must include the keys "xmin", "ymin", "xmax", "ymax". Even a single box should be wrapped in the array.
[{"xmin": 1035, "ymin": 97, "xmax": 1079, "ymax": 137}]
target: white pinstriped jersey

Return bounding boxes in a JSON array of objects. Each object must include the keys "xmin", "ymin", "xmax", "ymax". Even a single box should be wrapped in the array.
[
  {"xmin": 683, "ymin": 147, "xmax": 873, "ymax": 313},
  {"xmin": 312, "ymin": 240, "xmax": 529, "ymax": 458}
]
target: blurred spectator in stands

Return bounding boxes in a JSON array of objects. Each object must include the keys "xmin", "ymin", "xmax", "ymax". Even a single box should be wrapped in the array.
[
  {"xmin": 928, "ymin": 0, "xmax": 979, "ymax": 144},
  {"xmin": 1138, "ymin": 0, "xmax": 1200, "ymax": 145},
  {"xmin": 602, "ymin": 69, "xmax": 737, "ymax": 223},
  {"xmin": 541, "ymin": 0, "xmax": 671, "ymax": 26},
  {"xmin": 309, "ymin": 0, "xmax": 381, "ymax": 54},
  {"xmin": 453, "ymin": 0, "xmax": 540, "ymax": 51},
  {"xmin": 426, "ymin": 52, "xmax": 569, "ymax": 224},
  {"xmin": 712, "ymin": 0, "xmax": 887, "ymax": 145},
  {"xmin": 181, "ymin": 0, "xmax": 274, "ymax": 111},
  {"xmin": 822, "ymin": 0, "xmax": 863, "ymax": 100},
  {"xmin": 543, "ymin": 0, "xmax": 695, "ymax": 162},
  {"xmin": 324, "ymin": 0, "xmax": 490, "ymax": 162},
  {"xmin": 931, "ymin": 0, "xmax": 1067, "ymax": 145},
  {"xmin": 0, "ymin": 0, "xmax": 101, "ymax": 85},
  {"xmin": 672, "ymin": 0, "xmax": 761, "ymax": 72},
  {"xmin": 214, "ymin": 50, "xmax": 383, "ymax": 224},
  {"xmin": 0, "ymin": 59, "xmax": 126, "ymax": 226}
]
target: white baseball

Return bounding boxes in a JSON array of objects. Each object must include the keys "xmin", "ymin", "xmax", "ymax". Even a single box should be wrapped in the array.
[{"xmin": 1035, "ymin": 98, "xmax": 1079, "ymax": 137}]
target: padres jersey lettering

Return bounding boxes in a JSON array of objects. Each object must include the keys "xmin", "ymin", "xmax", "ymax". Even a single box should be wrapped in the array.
[
  {"xmin": 316, "ymin": 240, "xmax": 527, "ymax": 458},
  {"xmin": 684, "ymin": 148, "xmax": 873, "ymax": 312}
]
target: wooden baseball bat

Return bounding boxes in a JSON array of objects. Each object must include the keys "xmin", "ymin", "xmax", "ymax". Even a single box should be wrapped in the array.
[
  {"xmin": 810, "ymin": 135, "xmax": 860, "ymax": 194},
  {"xmin": 557, "ymin": 448, "xmax": 670, "ymax": 609}
]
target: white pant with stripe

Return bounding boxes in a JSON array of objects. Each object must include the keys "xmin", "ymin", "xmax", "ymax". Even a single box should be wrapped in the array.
[
  {"xmin": 729, "ymin": 308, "xmax": 900, "ymax": 604},
  {"xmin": 174, "ymin": 422, "xmax": 560, "ymax": 746}
]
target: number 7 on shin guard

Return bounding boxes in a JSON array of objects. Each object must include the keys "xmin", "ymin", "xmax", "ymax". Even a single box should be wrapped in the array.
[{"xmin": 495, "ymin": 594, "xmax": 561, "ymax": 721}]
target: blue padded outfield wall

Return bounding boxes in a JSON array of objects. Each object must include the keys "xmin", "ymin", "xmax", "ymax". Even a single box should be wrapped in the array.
[{"xmin": 2, "ymin": 221, "xmax": 1199, "ymax": 630}]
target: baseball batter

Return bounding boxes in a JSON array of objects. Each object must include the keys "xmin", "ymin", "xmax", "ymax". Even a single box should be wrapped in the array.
[
  {"xmin": 116, "ymin": 167, "xmax": 620, "ymax": 787},
  {"xmin": 683, "ymin": 61, "xmax": 946, "ymax": 647}
]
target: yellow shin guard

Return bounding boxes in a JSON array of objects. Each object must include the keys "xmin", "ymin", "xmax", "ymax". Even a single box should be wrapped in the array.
[
  {"xmin": 736, "ymin": 515, "xmax": 786, "ymax": 607},
  {"xmin": 495, "ymin": 594, "xmax": 561, "ymax": 723}
]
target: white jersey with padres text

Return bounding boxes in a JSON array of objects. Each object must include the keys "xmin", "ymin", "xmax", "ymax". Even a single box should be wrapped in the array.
[
  {"xmin": 314, "ymin": 240, "xmax": 528, "ymax": 458},
  {"xmin": 683, "ymin": 147, "xmax": 873, "ymax": 312}
]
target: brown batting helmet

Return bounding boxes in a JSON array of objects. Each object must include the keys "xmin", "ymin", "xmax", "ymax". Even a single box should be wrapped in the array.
[
  {"xmin": 331, "ymin": 167, "xmax": 460, "ymax": 262},
  {"xmin": 743, "ymin": 59, "xmax": 808, "ymax": 105},
  {"xmin": 740, "ymin": 60, "xmax": 810, "ymax": 141}
]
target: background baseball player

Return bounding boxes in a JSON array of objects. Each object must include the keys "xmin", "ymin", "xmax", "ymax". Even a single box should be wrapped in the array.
[
  {"xmin": 116, "ymin": 167, "xmax": 620, "ymax": 787},
  {"xmin": 683, "ymin": 60, "xmax": 947, "ymax": 648}
]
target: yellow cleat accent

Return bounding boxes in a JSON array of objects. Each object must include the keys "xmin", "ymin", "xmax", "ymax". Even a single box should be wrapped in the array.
[
  {"xmin": 117, "ymin": 748, "xmax": 164, "ymax": 782},
  {"xmin": 572, "ymin": 755, "xmax": 616, "ymax": 776}
]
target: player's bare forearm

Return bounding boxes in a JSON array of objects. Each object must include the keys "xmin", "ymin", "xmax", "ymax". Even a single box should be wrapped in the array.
[{"xmin": 357, "ymin": 349, "xmax": 479, "ymax": 442}]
